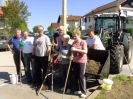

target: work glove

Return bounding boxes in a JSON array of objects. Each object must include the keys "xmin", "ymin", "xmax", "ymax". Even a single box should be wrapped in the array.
[
  {"xmin": 62, "ymin": 55, "xmax": 67, "ymax": 59},
  {"xmin": 71, "ymin": 47, "xmax": 78, "ymax": 51}
]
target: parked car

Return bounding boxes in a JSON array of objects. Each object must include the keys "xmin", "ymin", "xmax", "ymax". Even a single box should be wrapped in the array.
[
  {"xmin": 0, "ymin": 35, "xmax": 8, "ymax": 50},
  {"xmin": 44, "ymin": 31, "xmax": 58, "ymax": 41}
]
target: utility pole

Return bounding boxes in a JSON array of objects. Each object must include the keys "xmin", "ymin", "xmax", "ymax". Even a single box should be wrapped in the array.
[{"xmin": 62, "ymin": 0, "xmax": 67, "ymax": 34}]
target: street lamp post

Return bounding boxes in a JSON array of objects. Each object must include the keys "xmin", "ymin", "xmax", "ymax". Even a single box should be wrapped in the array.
[{"xmin": 62, "ymin": 0, "xmax": 67, "ymax": 34}]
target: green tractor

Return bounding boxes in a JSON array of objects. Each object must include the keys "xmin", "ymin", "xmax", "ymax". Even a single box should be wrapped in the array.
[{"xmin": 94, "ymin": 12, "xmax": 132, "ymax": 74}]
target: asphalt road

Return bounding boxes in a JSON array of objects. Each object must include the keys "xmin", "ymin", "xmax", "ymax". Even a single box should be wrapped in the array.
[{"xmin": 0, "ymin": 39, "xmax": 133, "ymax": 99}]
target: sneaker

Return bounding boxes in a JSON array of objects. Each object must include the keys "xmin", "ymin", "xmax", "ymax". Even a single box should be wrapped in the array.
[
  {"xmin": 80, "ymin": 94, "xmax": 86, "ymax": 98},
  {"xmin": 74, "ymin": 91, "xmax": 82, "ymax": 95},
  {"xmin": 66, "ymin": 89, "xmax": 71, "ymax": 93},
  {"xmin": 60, "ymin": 87, "xmax": 64, "ymax": 91}
]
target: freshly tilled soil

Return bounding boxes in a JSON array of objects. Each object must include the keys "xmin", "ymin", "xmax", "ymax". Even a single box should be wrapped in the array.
[{"xmin": 86, "ymin": 60, "xmax": 101, "ymax": 74}]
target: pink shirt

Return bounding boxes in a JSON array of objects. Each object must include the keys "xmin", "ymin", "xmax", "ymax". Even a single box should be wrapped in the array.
[{"xmin": 72, "ymin": 40, "xmax": 87, "ymax": 63}]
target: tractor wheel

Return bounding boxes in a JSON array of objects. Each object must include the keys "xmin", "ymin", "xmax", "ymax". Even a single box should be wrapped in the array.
[
  {"xmin": 124, "ymin": 44, "xmax": 132, "ymax": 64},
  {"xmin": 110, "ymin": 45, "xmax": 124, "ymax": 74}
]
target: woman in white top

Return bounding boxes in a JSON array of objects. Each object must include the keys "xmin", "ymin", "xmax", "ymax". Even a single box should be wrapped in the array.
[{"xmin": 86, "ymin": 29, "xmax": 105, "ymax": 50}]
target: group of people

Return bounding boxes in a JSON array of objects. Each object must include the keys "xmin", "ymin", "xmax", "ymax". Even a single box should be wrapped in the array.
[{"xmin": 7, "ymin": 25, "xmax": 105, "ymax": 98}]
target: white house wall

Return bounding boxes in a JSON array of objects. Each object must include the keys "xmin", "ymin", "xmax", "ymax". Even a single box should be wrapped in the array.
[
  {"xmin": 121, "ymin": 7, "xmax": 133, "ymax": 16},
  {"xmin": 85, "ymin": 7, "xmax": 118, "ymax": 30},
  {"xmin": 59, "ymin": 19, "xmax": 82, "ymax": 31},
  {"xmin": 67, "ymin": 21, "xmax": 79, "ymax": 31},
  {"xmin": 78, "ymin": 19, "xmax": 85, "ymax": 30},
  {"xmin": 85, "ymin": 17, "xmax": 94, "ymax": 29}
]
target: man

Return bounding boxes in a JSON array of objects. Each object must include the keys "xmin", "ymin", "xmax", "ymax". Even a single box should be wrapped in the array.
[
  {"xmin": 32, "ymin": 25, "xmax": 51, "ymax": 86},
  {"xmin": 86, "ymin": 29, "xmax": 105, "ymax": 50},
  {"xmin": 52, "ymin": 26, "xmax": 64, "ymax": 50},
  {"xmin": 22, "ymin": 31, "xmax": 35, "ymax": 84},
  {"xmin": 7, "ymin": 28, "xmax": 26, "ymax": 78}
]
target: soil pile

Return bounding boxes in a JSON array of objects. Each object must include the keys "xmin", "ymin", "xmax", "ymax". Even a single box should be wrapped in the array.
[
  {"xmin": 105, "ymin": 81, "xmax": 133, "ymax": 99},
  {"xmin": 86, "ymin": 60, "xmax": 101, "ymax": 74}
]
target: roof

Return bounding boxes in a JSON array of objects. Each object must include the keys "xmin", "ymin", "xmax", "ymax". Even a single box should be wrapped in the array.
[
  {"xmin": 84, "ymin": 0, "xmax": 126, "ymax": 16},
  {"xmin": 57, "ymin": 15, "xmax": 82, "ymax": 23},
  {"xmin": 51, "ymin": 23, "xmax": 60, "ymax": 28},
  {"xmin": 0, "ymin": 7, "xmax": 4, "ymax": 16}
]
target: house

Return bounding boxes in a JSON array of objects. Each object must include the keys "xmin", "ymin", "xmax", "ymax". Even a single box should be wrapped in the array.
[
  {"xmin": 81, "ymin": 0, "xmax": 133, "ymax": 30},
  {"xmin": 51, "ymin": 23, "xmax": 60, "ymax": 29},
  {"xmin": 0, "ymin": 7, "xmax": 3, "ymax": 16},
  {"xmin": 0, "ymin": 7, "xmax": 4, "ymax": 29},
  {"xmin": 57, "ymin": 15, "xmax": 82, "ymax": 31}
]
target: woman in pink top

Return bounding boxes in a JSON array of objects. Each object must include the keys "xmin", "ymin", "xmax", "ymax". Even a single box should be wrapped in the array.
[{"xmin": 71, "ymin": 29, "xmax": 87, "ymax": 98}]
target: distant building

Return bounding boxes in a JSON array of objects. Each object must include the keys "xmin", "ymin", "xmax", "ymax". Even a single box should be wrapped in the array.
[
  {"xmin": 2, "ymin": 0, "xmax": 19, "ymax": 6},
  {"xmin": 51, "ymin": 23, "xmax": 60, "ymax": 29},
  {"xmin": 57, "ymin": 15, "xmax": 83, "ymax": 31},
  {"xmin": 0, "ymin": 7, "xmax": 4, "ymax": 29},
  {"xmin": 80, "ymin": 0, "xmax": 133, "ymax": 30},
  {"xmin": 2, "ymin": 0, "xmax": 9, "ymax": 6}
]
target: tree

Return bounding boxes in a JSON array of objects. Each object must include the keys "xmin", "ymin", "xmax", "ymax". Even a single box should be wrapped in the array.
[
  {"xmin": 1, "ymin": 0, "xmax": 31, "ymax": 36},
  {"xmin": 47, "ymin": 26, "xmax": 56, "ymax": 31},
  {"xmin": 18, "ymin": 21, "xmax": 29, "ymax": 31},
  {"xmin": 32, "ymin": 26, "xmax": 38, "ymax": 33}
]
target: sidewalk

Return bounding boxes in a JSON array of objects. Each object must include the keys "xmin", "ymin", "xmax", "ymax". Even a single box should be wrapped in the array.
[
  {"xmin": 0, "ymin": 50, "xmax": 102, "ymax": 99},
  {"xmin": 0, "ymin": 66, "xmax": 101, "ymax": 99}
]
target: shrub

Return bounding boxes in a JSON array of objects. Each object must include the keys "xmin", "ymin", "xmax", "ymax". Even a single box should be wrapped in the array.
[
  {"xmin": 67, "ymin": 31, "xmax": 72, "ymax": 38},
  {"xmin": 123, "ymin": 28, "xmax": 133, "ymax": 37}
]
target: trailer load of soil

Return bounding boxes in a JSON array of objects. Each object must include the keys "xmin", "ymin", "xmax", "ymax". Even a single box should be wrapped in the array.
[{"xmin": 86, "ymin": 59, "xmax": 102, "ymax": 74}]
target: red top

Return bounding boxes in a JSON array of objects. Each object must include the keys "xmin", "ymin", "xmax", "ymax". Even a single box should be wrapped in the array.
[{"xmin": 72, "ymin": 40, "xmax": 87, "ymax": 63}]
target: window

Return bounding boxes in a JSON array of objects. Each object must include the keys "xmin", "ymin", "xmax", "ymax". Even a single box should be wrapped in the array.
[
  {"xmin": 131, "ymin": 2, "xmax": 133, "ymax": 6},
  {"xmin": 88, "ymin": 18, "xmax": 90, "ymax": 22},
  {"xmin": 123, "ymin": 11, "xmax": 127, "ymax": 16}
]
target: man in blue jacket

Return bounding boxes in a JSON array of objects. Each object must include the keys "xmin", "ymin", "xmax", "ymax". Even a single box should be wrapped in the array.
[{"xmin": 7, "ymin": 28, "xmax": 27, "ymax": 78}]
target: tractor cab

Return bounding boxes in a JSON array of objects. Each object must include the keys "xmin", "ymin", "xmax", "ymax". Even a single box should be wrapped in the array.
[{"xmin": 94, "ymin": 13, "xmax": 129, "ymax": 47}]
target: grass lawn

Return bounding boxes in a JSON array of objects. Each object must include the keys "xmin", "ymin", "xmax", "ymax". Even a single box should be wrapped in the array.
[{"xmin": 95, "ymin": 75, "xmax": 133, "ymax": 99}]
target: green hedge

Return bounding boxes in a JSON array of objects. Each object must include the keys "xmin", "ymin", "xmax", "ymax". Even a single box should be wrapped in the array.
[
  {"xmin": 123, "ymin": 28, "xmax": 133, "ymax": 37},
  {"xmin": 67, "ymin": 31, "xmax": 72, "ymax": 38}
]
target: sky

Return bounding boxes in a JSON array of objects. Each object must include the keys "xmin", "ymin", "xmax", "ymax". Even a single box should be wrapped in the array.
[{"xmin": 1, "ymin": 0, "xmax": 114, "ymax": 31}]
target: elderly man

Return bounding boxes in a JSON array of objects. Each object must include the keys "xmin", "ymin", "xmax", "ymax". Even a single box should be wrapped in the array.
[
  {"xmin": 32, "ymin": 25, "xmax": 51, "ymax": 86},
  {"xmin": 22, "ymin": 31, "xmax": 35, "ymax": 84},
  {"xmin": 52, "ymin": 26, "xmax": 64, "ymax": 50},
  {"xmin": 7, "ymin": 28, "xmax": 26, "ymax": 78}
]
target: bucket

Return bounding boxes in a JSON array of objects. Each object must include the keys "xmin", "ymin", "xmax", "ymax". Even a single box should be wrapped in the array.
[
  {"xmin": 9, "ymin": 74, "xmax": 18, "ymax": 84},
  {"xmin": 101, "ymin": 79, "xmax": 114, "ymax": 92}
]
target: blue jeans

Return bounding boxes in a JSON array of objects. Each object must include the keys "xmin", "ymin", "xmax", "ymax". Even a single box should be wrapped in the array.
[{"xmin": 24, "ymin": 53, "xmax": 35, "ymax": 81}]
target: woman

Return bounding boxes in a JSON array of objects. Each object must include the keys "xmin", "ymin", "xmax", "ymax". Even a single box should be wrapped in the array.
[
  {"xmin": 71, "ymin": 29, "xmax": 87, "ymax": 98},
  {"xmin": 58, "ymin": 34, "xmax": 72, "ymax": 93}
]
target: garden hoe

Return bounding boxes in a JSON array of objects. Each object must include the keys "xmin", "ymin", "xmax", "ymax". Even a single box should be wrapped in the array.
[{"xmin": 62, "ymin": 54, "xmax": 73, "ymax": 99}]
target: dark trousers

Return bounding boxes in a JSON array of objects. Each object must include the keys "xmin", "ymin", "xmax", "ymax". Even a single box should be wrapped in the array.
[
  {"xmin": 60, "ymin": 64, "xmax": 71, "ymax": 89},
  {"xmin": 34, "ymin": 56, "xmax": 48, "ymax": 84},
  {"xmin": 72, "ymin": 62, "xmax": 86, "ymax": 94},
  {"xmin": 13, "ymin": 53, "xmax": 26, "ymax": 76},
  {"xmin": 24, "ymin": 53, "xmax": 35, "ymax": 81}
]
